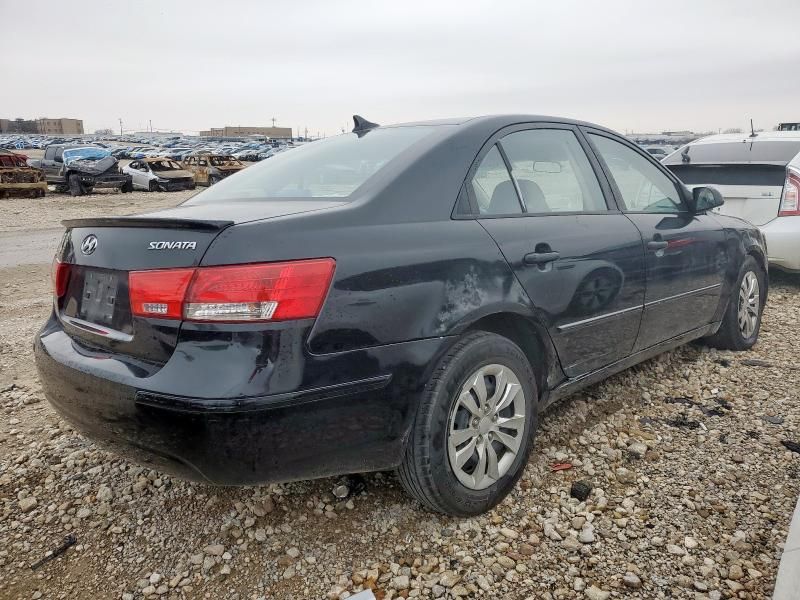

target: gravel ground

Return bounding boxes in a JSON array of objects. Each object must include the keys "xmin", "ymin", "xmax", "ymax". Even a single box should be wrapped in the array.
[{"xmin": 1, "ymin": 194, "xmax": 799, "ymax": 600}]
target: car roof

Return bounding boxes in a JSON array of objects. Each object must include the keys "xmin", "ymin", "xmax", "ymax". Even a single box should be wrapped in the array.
[
  {"xmin": 380, "ymin": 114, "xmax": 617, "ymax": 134},
  {"xmin": 688, "ymin": 131, "xmax": 800, "ymax": 145}
]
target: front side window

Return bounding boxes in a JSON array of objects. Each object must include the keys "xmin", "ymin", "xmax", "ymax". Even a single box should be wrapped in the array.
[
  {"xmin": 500, "ymin": 129, "xmax": 606, "ymax": 212},
  {"xmin": 589, "ymin": 134, "xmax": 685, "ymax": 213},
  {"xmin": 469, "ymin": 145, "xmax": 521, "ymax": 215}
]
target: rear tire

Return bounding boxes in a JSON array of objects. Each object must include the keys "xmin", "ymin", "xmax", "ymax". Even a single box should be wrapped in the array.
[
  {"xmin": 68, "ymin": 173, "xmax": 84, "ymax": 197},
  {"xmin": 208, "ymin": 175, "xmax": 221, "ymax": 186},
  {"xmin": 397, "ymin": 331, "xmax": 537, "ymax": 516},
  {"xmin": 705, "ymin": 256, "xmax": 765, "ymax": 351}
]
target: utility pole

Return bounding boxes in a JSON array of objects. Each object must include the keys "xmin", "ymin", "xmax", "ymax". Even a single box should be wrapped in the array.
[
  {"xmin": 271, "ymin": 117, "xmax": 276, "ymax": 127},
  {"xmin": 119, "ymin": 118, "xmax": 123, "ymax": 136},
  {"xmin": 149, "ymin": 119, "xmax": 153, "ymax": 133}
]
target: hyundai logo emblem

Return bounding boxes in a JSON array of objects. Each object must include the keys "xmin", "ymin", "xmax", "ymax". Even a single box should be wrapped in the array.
[{"xmin": 81, "ymin": 234, "xmax": 98, "ymax": 255}]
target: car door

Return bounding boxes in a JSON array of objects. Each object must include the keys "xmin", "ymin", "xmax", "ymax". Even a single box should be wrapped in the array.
[
  {"xmin": 42, "ymin": 146, "xmax": 57, "ymax": 179},
  {"xmin": 584, "ymin": 130, "xmax": 727, "ymax": 350},
  {"xmin": 470, "ymin": 125, "xmax": 646, "ymax": 378}
]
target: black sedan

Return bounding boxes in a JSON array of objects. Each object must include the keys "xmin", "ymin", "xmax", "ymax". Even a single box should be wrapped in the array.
[{"xmin": 36, "ymin": 115, "xmax": 767, "ymax": 516}]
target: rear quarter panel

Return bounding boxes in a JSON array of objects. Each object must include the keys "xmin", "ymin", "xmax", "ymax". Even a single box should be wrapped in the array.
[{"xmin": 202, "ymin": 210, "xmax": 538, "ymax": 352}]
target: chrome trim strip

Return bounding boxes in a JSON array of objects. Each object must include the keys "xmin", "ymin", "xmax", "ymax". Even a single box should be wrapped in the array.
[
  {"xmin": 644, "ymin": 283, "xmax": 722, "ymax": 308},
  {"xmin": 60, "ymin": 314, "xmax": 133, "ymax": 342},
  {"xmin": 556, "ymin": 283, "xmax": 722, "ymax": 332},
  {"xmin": 557, "ymin": 305, "xmax": 642, "ymax": 331}
]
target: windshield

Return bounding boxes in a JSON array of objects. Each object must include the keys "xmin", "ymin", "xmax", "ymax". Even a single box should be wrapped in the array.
[
  {"xmin": 149, "ymin": 160, "xmax": 182, "ymax": 171},
  {"xmin": 63, "ymin": 147, "xmax": 110, "ymax": 163},
  {"xmin": 209, "ymin": 156, "xmax": 243, "ymax": 167},
  {"xmin": 186, "ymin": 126, "xmax": 442, "ymax": 202}
]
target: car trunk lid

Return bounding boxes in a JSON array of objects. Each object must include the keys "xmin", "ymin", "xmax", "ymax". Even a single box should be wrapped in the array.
[
  {"xmin": 56, "ymin": 217, "xmax": 231, "ymax": 362},
  {"xmin": 55, "ymin": 200, "xmax": 343, "ymax": 362},
  {"xmin": 667, "ymin": 163, "xmax": 786, "ymax": 226}
]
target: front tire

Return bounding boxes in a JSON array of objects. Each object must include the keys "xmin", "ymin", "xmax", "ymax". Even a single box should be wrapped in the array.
[
  {"xmin": 397, "ymin": 332, "xmax": 537, "ymax": 516},
  {"xmin": 68, "ymin": 173, "xmax": 84, "ymax": 197},
  {"xmin": 705, "ymin": 256, "xmax": 765, "ymax": 350}
]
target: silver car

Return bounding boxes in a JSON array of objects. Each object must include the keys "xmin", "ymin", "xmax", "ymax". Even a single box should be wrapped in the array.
[
  {"xmin": 122, "ymin": 158, "xmax": 196, "ymax": 192},
  {"xmin": 664, "ymin": 132, "xmax": 800, "ymax": 272}
]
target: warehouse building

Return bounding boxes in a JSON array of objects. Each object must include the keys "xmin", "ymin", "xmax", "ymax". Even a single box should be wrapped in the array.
[
  {"xmin": 36, "ymin": 118, "xmax": 84, "ymax": 135},
  {"xmin": 0, "ymin": 117, "xmax": 84, "ymax": 135},
  {"xmin": 199, "ymin": 125, "xmax": 293, "ymax": 139}
]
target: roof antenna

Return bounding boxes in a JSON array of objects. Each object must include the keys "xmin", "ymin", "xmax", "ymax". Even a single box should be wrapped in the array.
[
  {"xmin": 749, "ymin": 118, "xmax": 758, "ymax": 138},
  {"xmin": 352, "ymin": 115, "xmax": 379, "ymax": 137}
]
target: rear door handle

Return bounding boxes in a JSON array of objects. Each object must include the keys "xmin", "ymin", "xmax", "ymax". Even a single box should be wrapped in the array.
[
  {"xmin": 523, "ymin": 251, "xmax": 560, "ymax": 265},
  {"xmin": 647, "ymin": 241, "xmax": 668, "ymax": 250}
]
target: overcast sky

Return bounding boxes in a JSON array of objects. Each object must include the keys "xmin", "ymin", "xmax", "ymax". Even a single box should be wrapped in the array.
[{"xmin": 2, "ymin": 0, "xmax": 798, "ymax": 137}]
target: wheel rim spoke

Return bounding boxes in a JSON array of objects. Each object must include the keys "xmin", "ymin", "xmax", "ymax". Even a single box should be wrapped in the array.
[
  {"xmin": 454, "ymin": 437, "xmax": 477, "ymax": 468},
  {"xmin": 458, "ymin": 391, "xmax": 481, "ymax": 417},
  {"xmin": 449, "ymin": 427, "xmax": 477, "ymax": 447},
  {"xmin": 486, "ymin": 442, "xmax": 501, "ymax": 481},
  {"xmin": 494, "ymin": 382, "xmax": 520, "ymax": 414},
  {"xmin": 497, "ymin": 414, "xmax": 525, "ymax": 431},
  {"xmin": 472, "ymin": 440, "xmax": 488, "ymax": 487},
  {"xmin": 493, "ymin": 430, "xmax": 520, "ymax": 453}
]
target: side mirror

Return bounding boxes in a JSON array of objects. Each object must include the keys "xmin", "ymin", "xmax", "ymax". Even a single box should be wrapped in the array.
[{"xmin": 691, "ymin": 186, "xmax": 724, "ymax": 213}]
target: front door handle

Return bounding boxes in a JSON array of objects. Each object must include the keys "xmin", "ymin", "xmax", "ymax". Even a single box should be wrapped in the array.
[
  {"xmin": 647, "ymin": 240, "xmax": 669, "ymax": 250},
  {"xmin": 523, "ymin": 251, "xmax": 560, "ymax": 265}
]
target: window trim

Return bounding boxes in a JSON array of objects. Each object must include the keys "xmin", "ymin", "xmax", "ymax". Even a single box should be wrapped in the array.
[
  {"xmin": 581, "ymin": 127, "xmax": 690, "ymax": 215},
  {"xmin": 454, "ymin": 122, "xmax": 618, "ymax": 219}
]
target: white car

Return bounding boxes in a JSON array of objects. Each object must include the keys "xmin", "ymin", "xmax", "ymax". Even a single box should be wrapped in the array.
[
  {"xmin": 122, "ymin": 158, "xmax": 196, "ymax": 192},
  {"xmin": 664, "ymin": 132, "xmax": 800, "ymax": 272}
]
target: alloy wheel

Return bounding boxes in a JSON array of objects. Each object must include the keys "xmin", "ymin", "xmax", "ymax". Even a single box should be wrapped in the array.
[
  {"xmin": 738, "ymin": 271, "xmax": 760, "ymax": 338},
  {"xmin": 447, "ymin": 363, "xmax": 526, "ymax": 490}
]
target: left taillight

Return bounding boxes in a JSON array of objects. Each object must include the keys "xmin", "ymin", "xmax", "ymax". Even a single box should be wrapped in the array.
[
  {"xmin": 51, "ymin": 259, "xmax": 70, "ymax": 298},
  {"xmin": 778, "ymin": 167, "xmax": 800, "ymax": 216},
  {"xmin": 129, "ymin": 258, "xmax": 336, "ymax": 322}
]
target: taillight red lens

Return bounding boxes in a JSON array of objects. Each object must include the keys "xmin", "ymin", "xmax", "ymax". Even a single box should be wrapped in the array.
[
  {"xmin": 129, "ymin": 268, "xmax": 195, "ymax": 319},
  {"xmin": 51, "ymin": 259, "xmax": 70, "ymax": 298},
  {"xmin": 779, "ymin": 167, "xmax": 800, "ymax": 216},
  {"xmin": 128, "ymin": 259, "xmax": 335, "ymax": 322}
]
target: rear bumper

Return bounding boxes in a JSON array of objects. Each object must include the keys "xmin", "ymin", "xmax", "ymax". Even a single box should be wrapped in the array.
[
  {"xmin": 34, "ymin": 315, "xmax": 449, "ymax": 485},
  {"xmin": 762, "ymin": 217, "xmax": 800, "ymax": 272}
]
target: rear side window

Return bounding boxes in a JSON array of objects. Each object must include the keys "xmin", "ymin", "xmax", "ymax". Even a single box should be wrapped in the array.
[
  {"xmin": 186, "ymin": 126, "xmax": 443, "ymax": 202},
  {"xmin": 501, "ymin": 129, "xmax": 606, "ymax": 212},
  {"xmin": 590, "ymin": 134, "xmax": 685, "ymax": 213},
  {"xmin": 470, "ymin": 146, "xmax": 521, "ymax": 215}
]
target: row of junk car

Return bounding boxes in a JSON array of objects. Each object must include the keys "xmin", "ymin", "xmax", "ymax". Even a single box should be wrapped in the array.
[{"xmin": 0, "ymin": 135, "xmax": 299, "ymax": 198}]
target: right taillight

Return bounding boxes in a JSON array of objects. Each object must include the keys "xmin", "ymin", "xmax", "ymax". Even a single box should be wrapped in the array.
[
  {"xmin": 779, "ymin": 167, "xmax": 800, "ymax": 216},
  {"xmin": 128, "ymin": 258, "xmax": 335, "ymax": 322}
]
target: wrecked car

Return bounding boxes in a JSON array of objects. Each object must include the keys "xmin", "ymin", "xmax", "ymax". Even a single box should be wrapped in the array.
[
  {"xmin": 0, "ymin": 150, "xmax": 47, "ymax": 198},
  {"xmin": 122, "ymin": 158, "xmax": 196, "ymax": 192},
  {"xmin": 35, "ymin": 145, "xmax": 132, "ymax": 196},
  {"xmin": 181, "ymin": 153, "xmax": 246, "ymax": 186},
  {"xmin": 36, "ymin": 114, "xmax": 768, "ymax": 517}
]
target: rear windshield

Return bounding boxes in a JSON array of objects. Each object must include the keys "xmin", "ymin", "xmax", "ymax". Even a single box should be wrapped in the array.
[
  {"xmin": 664, "ymin": 139, "xmax": 800, "ymax": 165},
  {"xmin": 185, "ymin": 126, "xmax": 442, "ymax": 202}
]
